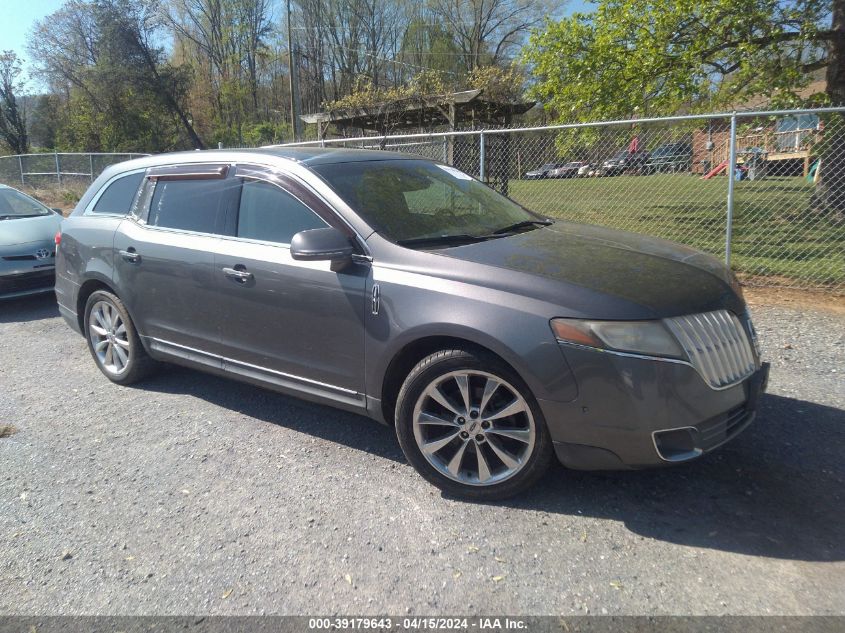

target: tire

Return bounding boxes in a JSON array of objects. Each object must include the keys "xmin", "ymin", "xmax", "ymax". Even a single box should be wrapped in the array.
[
  {"xmin": 395, "ymin": 348, "xmax": 553, "ymax": 500},
  {"xmin": 84, "ymin": 290, "xmax": 156, "ymax": 385}
]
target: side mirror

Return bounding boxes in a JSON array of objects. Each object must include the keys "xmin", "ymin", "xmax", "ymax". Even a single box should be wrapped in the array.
[
  {"xmin": 52, "ymin": 208, "xmax": 63, "ymax": 216},
  {"xmin": 290, "ymin": 227, "xmax": 354, "ymax": 270}
]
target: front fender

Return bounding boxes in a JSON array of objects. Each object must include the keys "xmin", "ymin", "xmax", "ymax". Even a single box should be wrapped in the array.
[{"xmin": 366, "ymin": 270, "xmax": 579, "ymax": 405}]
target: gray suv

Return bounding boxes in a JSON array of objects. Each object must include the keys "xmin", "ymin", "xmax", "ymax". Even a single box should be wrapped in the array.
[{"xmin": 56, "ymin": 148, "xmax": 769, "ymax": 499}]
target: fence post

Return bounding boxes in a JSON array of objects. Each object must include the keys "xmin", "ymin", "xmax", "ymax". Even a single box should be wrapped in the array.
[
  {"xmin": 479, "ymin": 131, "xmax": 486, "ymax": 181},
  {"xmin": 725, "ymin": 113, "xmax": 738, "ymax": 267},
  {"xmin": 89, "ymin": 154, "xmax": 95, "ymax": 183},
  {"xmin": 18, "ymin": 155, "xmax": 24, "ymax": 186},
  {"xmin": 55, "ymin": 152, "xmax": 62, "ymax": 185}
]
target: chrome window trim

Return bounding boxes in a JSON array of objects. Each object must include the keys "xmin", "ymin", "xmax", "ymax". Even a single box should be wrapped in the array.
[
  {"xmin": 83, "ymin": 168, "xmax": 147, "ymax": 217},
  {"xmin": 125, "ymin": 219, "xmax": 226, "ymax": 240}
]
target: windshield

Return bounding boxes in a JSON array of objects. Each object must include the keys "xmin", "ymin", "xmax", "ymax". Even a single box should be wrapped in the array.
[
  {"xmin": 0, "ymin": 188, "xmax": 52, "ymax": 219},
  {"xmin": 652, "ymin": 144, "xmax": 687, "ymax": 156},
  {"xmin": 313, "ymin": 159, "xmax": 543, "ymax": 244}
]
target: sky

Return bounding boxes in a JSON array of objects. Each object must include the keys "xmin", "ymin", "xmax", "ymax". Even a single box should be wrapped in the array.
[
  {"xmin": 1, "ymin": 0, "xmax": 592, "ymax": 79},
  {"xmin": 0, "ymin": 0, "xmax": 65, "ymax": 62}
]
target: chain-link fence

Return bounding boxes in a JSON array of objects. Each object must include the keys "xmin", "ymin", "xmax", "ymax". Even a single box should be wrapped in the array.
[
  {"xmin": 285, "ymin": 107, "xmax": 845, "ymax": 293},
  {"xmin": 0, "ymin": 152, "xmax": 149, "ymax": 188}
]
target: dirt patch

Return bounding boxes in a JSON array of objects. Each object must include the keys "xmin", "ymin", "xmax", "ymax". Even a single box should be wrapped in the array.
[
  {"xmin": 0, "ymin": 424, "xmax": 18, "ymax": 438},
  {"xmin": 744, "ymin": 286, "xmax": 845, "ymax": 315}
]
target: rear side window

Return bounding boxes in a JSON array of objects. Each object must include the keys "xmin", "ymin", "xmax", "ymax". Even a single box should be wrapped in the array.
[
  {"xmin": 91, "ymin": 173, "xmax": 144, "ymax": 215},
  {"xmin": 236, "ymin": 179, "xmax": 327, "ymax": 244},
  {"xmin": 148, "ymin": 179, "xmax": 230, "ymax": 234}
]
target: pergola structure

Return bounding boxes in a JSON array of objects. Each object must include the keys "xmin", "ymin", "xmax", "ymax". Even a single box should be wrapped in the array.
[
  {"xmin": 300, "ymin": 89, "xmax": 535, "ymax": 195},
  {"xmin": 300, "ymin": 89, "xmax": 535, "ymax": 139}
]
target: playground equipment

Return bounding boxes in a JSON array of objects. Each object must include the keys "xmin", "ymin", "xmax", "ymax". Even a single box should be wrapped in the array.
[{"xmin": 701, "ymin": 161, "xmax": 728, "ymax": 179}]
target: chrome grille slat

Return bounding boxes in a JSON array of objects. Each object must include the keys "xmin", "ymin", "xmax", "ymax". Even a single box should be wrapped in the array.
[
  {"xmin": 665, "ymin": 310, "xmax": 758, "ymax": 389},
  {"xmin": 683, "ymin": 315, "xmax": 721, "ymax": 385},
  {"xmin": 709, "ymin": 312, "xmax": 736, "ymax": 380},
  {"xmin": 735, "ymin": 313, "xmax": 756, "ymax": 370},
  {"xmin": 695, "ymin": 313, "xmax": 731, "ymax": 382},
  {"xmin": 708, "ymin": 312, "xmax": 741, "ymax": 381}
]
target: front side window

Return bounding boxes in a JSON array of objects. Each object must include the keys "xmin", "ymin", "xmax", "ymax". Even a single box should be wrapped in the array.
[
  {"xmin": 313, "ymin": 159, "xmax": 540, "ymax": 244},
  {"xmin": 148, "ymin": 178, "xmax": 231, "ymax": 234},
  {"xmin": 91, "ymin": 172, "xmax": 144, "ymax": 215},
  {"xmin": 0, "ymin": 188, "xmax": 52, "ymax": 219},
  {"xmin": 236, "ymin": 179, "xmax": 327, "ymax": 244}
]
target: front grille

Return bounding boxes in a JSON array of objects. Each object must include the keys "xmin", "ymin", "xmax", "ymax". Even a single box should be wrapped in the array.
[
  {"xmin": 3, "ymin": 253, "xmax": 55, "ymax": 261},
  {"xmin": 664, "ymin": 310, "xmax": 758, "ymax": 389},
  {"xmin": 0, "ymin": 269, "xmax": 55, "ymax": 295}
]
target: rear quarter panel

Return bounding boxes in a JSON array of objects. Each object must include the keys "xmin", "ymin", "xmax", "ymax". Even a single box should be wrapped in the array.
[{"xmin": 56, "ymin": 215, "xmax": 124, "ymax": 319}]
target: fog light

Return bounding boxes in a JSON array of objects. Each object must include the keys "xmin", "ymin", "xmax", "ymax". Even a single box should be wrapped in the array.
[{"xmin": 653, "ymin": 427, "xmax": 702, "ymax": 462}]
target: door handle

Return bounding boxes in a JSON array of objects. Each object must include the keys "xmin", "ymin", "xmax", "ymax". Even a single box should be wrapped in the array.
[
  {"xmin": 222, "ymin": 267, "xmax": 254, "ymax": 283},
  {"xmin": 119, "ymin": 249, "xmax": 141, "ymax": 264}
]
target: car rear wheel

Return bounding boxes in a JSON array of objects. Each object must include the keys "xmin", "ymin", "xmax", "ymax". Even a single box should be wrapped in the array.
[
  {"xmin": 395, "ymin": 349, "xmax": 553, "ymax": 500},
  {"xmin": 84, "ymin": 290, "xmax": 155, "ymax": 384}
]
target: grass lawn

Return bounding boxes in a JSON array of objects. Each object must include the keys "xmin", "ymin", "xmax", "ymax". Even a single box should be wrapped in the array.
[{"xmin": 508, "ymin": 173, "xmax": 844, "ymax": 290}]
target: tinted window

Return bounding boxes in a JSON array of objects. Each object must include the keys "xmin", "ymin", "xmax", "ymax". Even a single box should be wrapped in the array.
[
  {"xmin": 314, "ymin": 160, "xmax": 536, "ymax": 243},
  {"xmin": 0, "ymin": 188, "xmax": 52, "ymax": 218},
  {"xmin": 236, "ymin": 180, "xmax": 327, "ymax": 244},
  {"xmin": 148, "ymin": 179, "xmax": 229, "ymax": 233},
  {"xmin": 91, "ymin": 173, "xmax": 144, "ymax": 215}
]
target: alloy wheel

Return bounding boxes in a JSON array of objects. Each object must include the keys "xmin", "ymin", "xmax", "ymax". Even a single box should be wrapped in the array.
[
  {"xmin": 88, "ymin": 300, "xmax": 131, "ymax": 375},
  {"xmin": 412, "ymin": 370, "xmax": 536, "ymax": 486}
]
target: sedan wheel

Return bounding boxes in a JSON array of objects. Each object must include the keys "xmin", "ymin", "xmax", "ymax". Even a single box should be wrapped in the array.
[
  {"xmin": 396, "ymin": 348, "xmax": 553, "ymax": 500},
  {"xmin": 413, "ymin": 370, "xmax": 536, "ymax": 486},
  {"xmin": 84, "ymin": 290, "xmax": 156, "ymax": 384},
  {"xmin": 88, "ymin": 300, "xmax": 131, "ymax": 375}
]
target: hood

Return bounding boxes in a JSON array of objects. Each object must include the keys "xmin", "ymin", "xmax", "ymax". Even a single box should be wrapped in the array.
[
  {"xmin": 0, "ymin": 213, "xmax": 62, "ymax": 247},
  {"xmin": 434, "ymin": 221, "xmax": 744, "ymax": 320}
]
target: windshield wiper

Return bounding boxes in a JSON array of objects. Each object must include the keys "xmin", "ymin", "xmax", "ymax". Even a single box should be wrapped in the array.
[
  {"xmin": 396, "ymin": 233, "xmax": 496, "ymax": 248},
  {"xmin": 490, "ymin": 219, "xmax": 553, "ymax": 235},
  {"xmin": 0, "ymin": 214, "xmax": 44, "ymax": 220}
]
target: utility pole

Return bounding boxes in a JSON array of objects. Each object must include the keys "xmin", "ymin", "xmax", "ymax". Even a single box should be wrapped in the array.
[{"xmin": 286, "ymin": 0, "xmax": 298, "ymax": 142}]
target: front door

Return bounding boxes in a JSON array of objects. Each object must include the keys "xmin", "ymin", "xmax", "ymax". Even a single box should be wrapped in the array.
[{"xmin": 213, "ymin": 166, "xmax": 368, "ymax": 395}]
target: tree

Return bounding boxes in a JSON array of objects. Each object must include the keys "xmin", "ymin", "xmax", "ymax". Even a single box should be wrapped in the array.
[
  {"xmin": 165, "ymin": 0, "xmax": 274, "ymax": 142},
  {"xmin": 28, "ymin": 94, "xmax": 62, "ymax": 149},
  {"xmin": 97, "ymin": 0, "xmax": 205, "ymax": 148},
  {"xmin": 523, "ymin": 0, "xmax": 843, "ymax": 215},
  {"xmin": 428, "ymin": 0, "xmax": 554, "ymax": 71},
  {"xmin": 28, "ymin": 0, "xmax": 203, "ymax": 151},
  {"xmin": 0, "ymin": 51, "xmax": 29, "ymax": 154},
  {"xmin": 523, "ymin": 0, "xmax": 834, "ymax": 119}
]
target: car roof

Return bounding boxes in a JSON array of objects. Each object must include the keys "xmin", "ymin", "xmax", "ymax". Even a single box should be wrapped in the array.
[
  {"xmin": 86, "ymin": 147, "xmax": 422, "ymax": 185},
  {"xmin": 140, "ymin": 146, "xmax": 418, "ymax": 168}
]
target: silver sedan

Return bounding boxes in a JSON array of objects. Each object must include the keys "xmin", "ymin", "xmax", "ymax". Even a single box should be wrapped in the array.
[{"xmin": 0, "ymin": 184, "xmax": 63, "ymax": 299}]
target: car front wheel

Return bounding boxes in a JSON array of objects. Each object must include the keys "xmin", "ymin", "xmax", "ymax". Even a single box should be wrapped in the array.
[
  {"xmin": 395, "ymin": 349, "xmax": 553, "ymax": 500},
  {"xmin": 84, "ymin": 290, "xmax": 155, "ymax": 384}
]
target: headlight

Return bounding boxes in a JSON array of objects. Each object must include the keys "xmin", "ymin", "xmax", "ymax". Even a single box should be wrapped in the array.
[{"xmin": 550, "ymin": 318, "xmax": 686, "ymax": 359}]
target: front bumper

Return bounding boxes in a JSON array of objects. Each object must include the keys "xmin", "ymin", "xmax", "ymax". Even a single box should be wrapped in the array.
[
  {"xmin": 0, "ymin": 268, "xmax": 56, "ymax": 299},
  {"xmin": 538, "ymin": 344, "xmax": 769, "ymax": 470}
]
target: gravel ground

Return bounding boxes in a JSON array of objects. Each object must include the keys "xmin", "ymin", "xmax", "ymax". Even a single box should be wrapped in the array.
[{"xmin": 0, "ymin": 293, "xmax": 843, "ymax": 616}]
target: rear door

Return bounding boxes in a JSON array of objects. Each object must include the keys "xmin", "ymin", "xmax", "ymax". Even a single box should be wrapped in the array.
[
  {"xmin": 113, "ymin": 164, "xmax": 238, "ymax": 358},
  {"xmin": 213, "ymin": 165, "xmax": 369, "ymax": 395}
]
